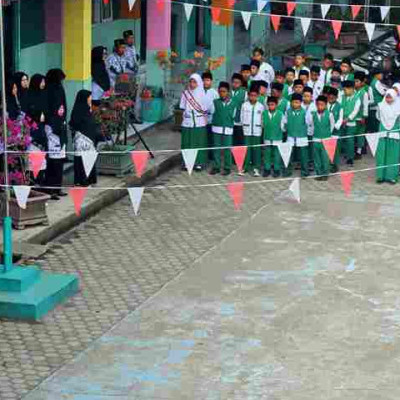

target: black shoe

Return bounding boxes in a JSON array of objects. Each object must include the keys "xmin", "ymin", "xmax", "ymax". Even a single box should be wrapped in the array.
[
  {"xmin": 194, "ymin": 165, "xmax": 203, "ymax": 172},
  {"xmin": 221, "ymin": 169, "xmax": 231, "ymax": 176},
  {"xmin": 330, "ymin": 165, "xmax": 338, "ymax": 173},
  {"xmin": 346, "ymin": 159, "xmax": 354, "ymax": 166},
  {"xmin": 376, "ymin": 179, "xmax": 384, "ymax": 184},
  {"xmin": 209, "ymin": 168, "xmax": 219, "ymax": 175},
  {"xmin": 354, "ymin": 154, "xmax": 362, "ymax": 160},
  {"xmin": 50, "ymin": 194, "xmax": 60, "ymax": 201},
  {"xmin": 58, "ymin": 191, "xmax": 68, "ymax": 197},
  {"xmin": 263, "ymin": 170, "xmax": 271, "ymax": 178},
  {"xmin": 273, "ymin": 171, "xmax": 281, "ymax": 178},
  {"xmin": 315, "ymin": 176, "xmax": 323, "ymax": 181},
  {"xmin": 321, "ymin": 176, "xmax": 328, "ymax": 181}
]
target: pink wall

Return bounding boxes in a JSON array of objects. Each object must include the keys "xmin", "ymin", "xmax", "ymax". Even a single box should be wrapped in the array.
[
  {"xmin": 147, "ymin": 0, "xmax": 171, "ymax": 50},
  {"xmin": 45, "ymin": 0, "xmax": 63, "ymax": 43}
]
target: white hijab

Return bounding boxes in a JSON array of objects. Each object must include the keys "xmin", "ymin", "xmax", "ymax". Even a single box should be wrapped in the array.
[
  {"xmin": 184, "ymin": 73, "xmax": 210, "ymax": 112},
  {"xmin": 378, "ymin": 89, "xmax": 400, "ymax": 131}
]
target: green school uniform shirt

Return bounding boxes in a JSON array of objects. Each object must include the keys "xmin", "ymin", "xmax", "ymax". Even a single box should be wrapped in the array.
[
  {"xmin": 277, "ymin": 97, "xmax": 288, "ymax": 113},
  {"xmin": 258, "ymin": 94, "xmax": 266, "ymax": 106},
  {"xmin": 263, "ymin": 109, "xmax": 284, "ymax": 141},
  {"xmin": 342, "ymin": 94, "xmax": 358, "ymax": 122},
  {"xmin": 287, "ymin": 108, "xmax": 307, "ymax": 138},
  {"xmin": 212, "ymin": 98, "xmax": 236, "ymax": 130},
  {"xmin": 370, "ymin": 78, "xmax": 384, "ymax": 106},
  {"xmin": 311, "ymin": 110, "xmax": 332, "ymax": 139},
  {"xmin": 342, "ymin": 73, "xmax": 354, "ymax": 81},
  {"xmin": 231, "ymin": 87, "xmax": 247, "ymax": 123},
  {"xmin": 328, "ymin": 101, "xmax": 342, "ymax": 133},
  {"xmin": 283, "ymin": 83, "xmax": 292, "ymax": 100}
]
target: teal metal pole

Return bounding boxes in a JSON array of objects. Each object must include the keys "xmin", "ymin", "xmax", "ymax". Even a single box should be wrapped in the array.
[{"xmin": 3, "ymin": 217, "xmax": 12, "ymax": 271}]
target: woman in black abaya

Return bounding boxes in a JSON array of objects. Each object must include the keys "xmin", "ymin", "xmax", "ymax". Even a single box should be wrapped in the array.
[
  {"xmin": 13, "ymin": 71, "xmax": 29, "ymax": 113},
  {"xmin": 91, "ymin": 46, "xmax": 111, "ymax": 104}
]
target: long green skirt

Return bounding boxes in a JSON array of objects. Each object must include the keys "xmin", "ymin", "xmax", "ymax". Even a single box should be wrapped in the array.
[
  {"xmin": 181, "ymin": 126, "xmax": 208, "ymax": 166},
  {"xmin": 376, "ymin": 137, "xmax": 400, "ymax": 183}
]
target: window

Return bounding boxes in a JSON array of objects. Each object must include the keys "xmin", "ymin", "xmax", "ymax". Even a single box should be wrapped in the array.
[{"xmin": 92, "ymin": 0, "xmax": 113, "ymax": 24}]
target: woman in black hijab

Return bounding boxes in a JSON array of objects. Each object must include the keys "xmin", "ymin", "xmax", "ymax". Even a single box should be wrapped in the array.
[
  {"xmin": 46, "ymin": 68, "xmax": 67, "ymax": 117},
  {"xmin": 13, "ymin": 71, "xmax": 29, "ymax": 112},
  {"xmin": 6, "ymin": 80, "xmax": 22, "ymax": 120},
  {"xmin": 69, "ymin": 90, "xmax": 103, "ymax": 186},
  {"xmin": 91, "ymin": 46, "xmax": 110, "ymax": 104}
]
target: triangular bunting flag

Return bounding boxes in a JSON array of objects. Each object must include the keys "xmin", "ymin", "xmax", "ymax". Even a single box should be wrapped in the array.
[
  {"xmin": 211, "ymin": 7, "xmax": 221, "ymax": 24},
  {"xmin": 184, "ymin": 3, "xmax": 193, "ymax": 21},
  {"xmin": 340, "ymin": 171, "xmax": 354, "ymax": 197},
  {"xmin": 181, "ymin": 148, "xmax": 198, "ymax": 175},
  {"xmin": 128, "ymin": 187, "xmax": 144, "ymax": 216},
  {"xmin": 13, "ymin": 185, "xmax": 31, "ymax": 210},
  {"xmin": 380, "ymin": 6, "xmax": 390, "ymax": 21},
  {"xmin": 128, "ymin": 0, "xmax": 136, "ymax": 11},
  {"xmin": 277, "ymin": 142, "xmax": 293, "ymax": 168},
  {"xmin": 131, "ymin": 151, "xmax": 150, "ymax": 178},
  {"xmin": 286, "ymin": 2, "xmax": 296, "ymax": 16},
  {"xmin": 289, "ymin": 178, "xmax": 300, "ymax": 203},
  {"xmin": 323, "ymin": 137, "xmax": 337, "ymax": 163},
  {"xmin": 331, "ymin": 20, "xmax": 343, "ymax": 41},
  {"xmin": 81, "ymin": 150, "xmax": 98, "ymax": 178},
  {"xmin": 69, "ymin": 187, "xmax": 88, "ymax": 216},
  {"xmin": 300, "ymin": 18, "xmax": 311, "ymax": 37},
  {"xmin": 321, "ymin": 4, "xmax": 330, "ymax": 19},
  {"xmin": 271, "ymin": 14, "xmax": 281, "ymax": 33},
  {"xmin": 231, "ymin": 146, "xmax": 247, "ymax": 172},
  {"xmin": 366, "ymin": 133, "xmax": 379, "ymax": 157},
  {"xmin": 365, "ymin": 23, "xmax": 375, "ymax": 42},
  {"xmin": 257, "ymin": 0, "xmax": 268, "ymax": 13},
  {"xmin": 156, "ymin": 0, "xmax": 164, "ymax": 13},
  {"xmin": 28, "ymin": 150, "xmax": 46, "ymax": 179},
  {"xmin": 227, "ymin": 182, "xmax": 244, "ymax": 210},
  {"xmin": 351, "ymin": 5, "xmax": 362, "ymax": 20},
  {"xmin": 241, "ymin": 11, "xmax": 252, "ymax": 30}
]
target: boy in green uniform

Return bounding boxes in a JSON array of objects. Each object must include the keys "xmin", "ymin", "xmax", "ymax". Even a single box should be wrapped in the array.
[
  {"xmin": 354, "ymin": 71, "xmax": 369, "ymax": 159},
  {"xmin": 257, "ymin": 81, "xmax": 269, "ymax": 106},
  {"xmin": 341, "ymin": 80, "xmax": 361, "ymax": 166},
  {"xmin": 340, "ymin": 58, "xmax": 354, "ymax": 82},
  {"xmin": 283, "ymin": 93, "xmax": 310, "ymax": 177},
  {"xmin": 271, "ymin": 82, "xmax": 289, "ymax": 113},
  {"xmin": 231, "ymin": 73, "xmax": 247, "ymax": 146},
  {"xmin": 240, "ymin": 64, "xmax": 251, "ymax": 89},
  {"xmin": 293, "ymin": 79, "xmax": 305, "ymax": 95},
  {"xmin": 283, "ymin": 68, "xmax": 295, "ymax": 100},
  {"xmin": 369, "ymin": 68, "xmax": 387, "ymax": 134},
  {"xmin": 241, "ymin": 85, "xmax": 264, "ymax": 176},
  {"xmin": 275, "ymin": 70, "xmax": 285, "ymax": 85},
  {"xmin": 299, "ymin": 70, "xmax": 310, "ymax": 88},
  {"xmin": 327, "ymin": 87, "xmax": 343, "ymax": 172},
  {"xmin": 330, "ymin": 76, "xmax": 343, "ymax": 103},
  {"xmin": 263, "ymin": 96, "xmax": 284, "ymax": 177},
  {"xmin": 210, "ymin": 82, "xmax": 237, "ymax": 175},
  {"xmin": 321, "ymin": 53, "xmax": 334, "ymax": 85},
  {"xmin": 303, "ymin": 87, "xmax": 316, "ymax": 171},
  {"xmin": 309, "ymin": 95, "xmax": 335, "ymax": 180},
  {"xmin": 293, "ymin": 54, "xmax": 309, "ymax": 79}
]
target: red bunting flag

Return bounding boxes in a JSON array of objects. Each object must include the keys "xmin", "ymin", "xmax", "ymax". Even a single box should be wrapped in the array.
[
  {"xmin": 271, "ymin": 15, "xmax": 281, "ymax": 33},
  {"xmin": 231, "ymin": 146, "xmax": 247, "ymax": 172},
  {"xmin": 103, "ymin": 0, "xmax": 109, "ymax": 4},
  {"xmin": 331, "ymin": 20, "xmax": 343, "ymax": 40},
  {"xmin": 340, "ymin": 171, "xmax": 354, "ymax": 197},
  {"xmin": 131, "ymin": 151, "xmax": 150, "ymax": 178},
  {"xmin": 211, "ymin": 7, "xmax": 221, "ymax": 24},
  {"xmin": 286, "ymin": 2, "xmax": 296, "ymax": 16},
  {"xmin": 227, "ymin": 0, "xmax": 235, "ymax": 7},
  {"xmin": 227, "ymin": 182, "xmax": 244, "ymax": 210},
  {"xmin": 156, "ymin": 0, "xmax": 164, "ymax": 13},
  {"xmin": 69, "ymin": 187, "xmax": 88, "ymax": 216},
  {"xmin": 28, "ymin": 150, "xmax": 46, "ymax": 179},
  {"xmin": 351, "ymin": 5, "xmax": 362, "ymax": 19},
  {"xmin": 323, "ymin": 138, "xmax": 337, "ymax": 163}
]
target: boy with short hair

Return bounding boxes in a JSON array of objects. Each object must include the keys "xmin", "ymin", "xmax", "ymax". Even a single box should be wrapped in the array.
[
  {"xmin": 241, "ymin": 64, "xmax": 251, "ymax": 88},
  {"xmin": 354, "ymin": 71, "xmax": 369, "ymax": 159},
  {"xmin": 320, "ymin": 53, "xmax": 334, "ymax": 85},
  {"xmin": 302, "ymin": 87, "xmax": 316, "ymax": 171},
  {"xmin": 252, "ymin": 47, "xmax": 275, "ymax": 89},
  {"xmin": 369, "ymin": 68, "xmax": 387, "ymax": 133},
  {"xmin": 275, "ymin": 70, "xmax": 286, "ymax": 85},
  {"xmin": 283, "ymin": 93, "xmax": 310, "ymax": 177},
  {"xmin": 249, "ymin": 60, "xmax": 263, "ymax": 81},
  {"xmin": 231, "ymin": 73, "xmax": 247, "ymax": 146},
  {"xmin": 341, "ymin": 80, "xmax": 361, "ymax": 166},
  {"xmin": 263, "ymin": 96, "xmax": 285, "ymax": 177},
  {"xmin": 340, "ymin": 58, "xmax": 354, "ymax": 81},
  {"xmin": 271, "ymin": 82, "xmax": 289, "ymax": 113},
  {"xmin": 309, "ymin": 66, "xmax": 323, "ymax": 99},
  {"xmin": 210, "ymin": 82, "xmax": 237, "ymax": 175},
  {"xmin": 327, "ymin": 87, "xmax": 344, "ymax": 172},
  {"xmin": 299, "ymin": 70, "xmax": 310, "ymax": 87},
  {"xmin": 331, "ymin": 66, "xmax": 342, "ymax": 81},
  {"xmin": 309, "ymin": 95, "xmax": 335, "ymax": 180},
  {"xmin": 257, "ymin": 81, "xmax": 269, "ymax": 105},
  {"xmin": 284, "ymin": 68, "xmax": 296, "ymax": 100},
  {"xmin": 293, "ymin": 54, "xmax": 310, "ymax": 78},
  {"xmin": 293, "ymin": 79, "xmax": 305, "ymax": 95},
  {"xmin": 241, "ymin": 86, "xmax": 264, "ymax": 177}
]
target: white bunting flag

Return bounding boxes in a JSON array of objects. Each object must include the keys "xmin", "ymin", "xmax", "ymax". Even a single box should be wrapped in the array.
[
  {"xmin": 13, "ymin": 185, "xmax": 31, "ymax": 210},
  {"xmin": 289, "ymin": 178, "xmax": 300, "ymax": 203},
  {"xmin": 321, "ymin": 4, "xmax": 330, "ymax": 19},
  {"xmin": 300, "ymin": 18, "xmax": 311, "ymax": 37},
  {"xmin": 241, "ymin": 11, "xmax": 252, "ymax": 30},
  {"xmin": 128, "ymin": 187, "xmax": 144, "ymax": 216},
  {"xmin": 380, "ymin": 6, "xmax": 390, "ymax": 21},
  {"xmin": 181, "ymin": 148, "xmax": 198, "ymax": 175},
  {"xmin": 184, "ymin": 3, "xmax": 194, "ymax": 21},
  {"xmin": 128, "ymin": 0, "xmax": 136, "ymax": 11},
  {"xmin": 81, "ymin": 150, "xmax": 98, "ymax": 178},
  {"xmin": 257, "ymin": 0, "xmax": 268, "ymax": 14},
  {"xmin": 365, "ymin": 23, "xmax": 375, "ymax": 42},
  {"xmin": 277, "ymin": 142, "xmax": 293, "ymax": 168},
  {"xmin": 366, "ymin": 133, "xmax": 380, "ymax": 157}
]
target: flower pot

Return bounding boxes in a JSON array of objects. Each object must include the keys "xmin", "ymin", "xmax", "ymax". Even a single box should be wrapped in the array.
[
  {"xmin": 4, "ymin": 190, "xmax": 51, "ymax": 230},
  {"xmin": 141, "ymin": 98, "xmax": 164, "ymax": 123},
  {"xmin": 174, "ymin": 109, "xmax": 183, "ymax": 131},
  {"xmin": 98, "ymin": 145, "xmax": 135, "ymax": 177}
]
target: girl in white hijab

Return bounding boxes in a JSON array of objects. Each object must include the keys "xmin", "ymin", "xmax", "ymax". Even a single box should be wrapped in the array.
[
  {"xmin": 376, "ymin": 89, "xmax": 400, "ymax": 183},
  {"xmin": 180, "ymin": 73, "xmax": 211, "ymax": 171}
]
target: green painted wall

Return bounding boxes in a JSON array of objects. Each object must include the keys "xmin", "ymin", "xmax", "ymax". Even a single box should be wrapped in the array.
[{"xmin": 19, "ymin": 42, "xmax": 62, "ymax": 76}]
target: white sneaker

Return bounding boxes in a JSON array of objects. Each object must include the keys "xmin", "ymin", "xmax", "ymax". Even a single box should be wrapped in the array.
[
  {"xmin": 253, "ymin": 168, "xmax": 261, "ymax": 177},
  {"xmin": 238, "ymin": 170, "xmax": 245, "ymax": 176}
]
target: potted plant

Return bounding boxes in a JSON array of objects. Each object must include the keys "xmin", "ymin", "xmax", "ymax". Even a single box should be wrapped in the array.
[
  {"xmin": 0, "ymin": 116, "xmax": 50, "ymax": 230},
  {"xmin": 93, "ymin": 96, "xmax": 136, "ymax": 177},
  {"xmin": 140, "ymin": 85, "xmax": 166, "ymax": 123}
]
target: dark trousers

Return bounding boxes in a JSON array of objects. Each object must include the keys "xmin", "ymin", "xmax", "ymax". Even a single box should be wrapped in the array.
[
  {"xmin": 45, "ymin": 158, "xmax": 64, "ymax": 194},
  {"xmin": 233, "ymin": 125, "xmax": 244, "ymax": 146},
  {"xmin": 74, "ymin": 156, "xmax": 97, "ymax": 186}
]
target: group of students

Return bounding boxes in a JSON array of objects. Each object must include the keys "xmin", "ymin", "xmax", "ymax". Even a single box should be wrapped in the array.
[
  {"xmin": 5, "ymin": 70, "xmax": 103, "ymax": 199},
  {"xmin": 180, "ymin": 49, "xmax": 400, "ymax": 183}
]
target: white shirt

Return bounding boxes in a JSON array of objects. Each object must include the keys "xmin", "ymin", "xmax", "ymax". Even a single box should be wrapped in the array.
[
  {"xmin": 240, "ymin": 101, "xmax": 264, "ymax": 137},
  {"xmin": 204, "ymin": 88, "xmax": 219, "ymax": 124},
  {"xmin": 180, "ymin": 92, "xmax": 208, "ymax": 128},
  {"xmin": 259, "ymin": 62, "xmax": 275, "ymax": 87},
  {"xmin": 308, "ymin": 80, "xmax": 324, "ymax": 100},
  {"xmin": 294, "ymin": 65, "xmax": 310, "ymax": 79}
]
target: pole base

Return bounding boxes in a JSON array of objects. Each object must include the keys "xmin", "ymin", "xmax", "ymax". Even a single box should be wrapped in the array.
[{"xmin": 0, "ymin": 265, "xmax": 79, "ymax": 320}]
